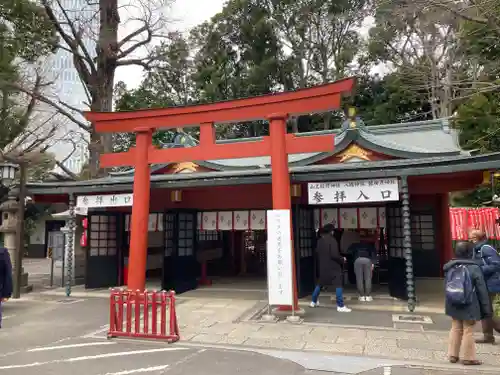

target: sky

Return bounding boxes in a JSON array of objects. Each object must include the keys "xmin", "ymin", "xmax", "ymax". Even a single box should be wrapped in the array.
[{"xmin": 114, "ymin": 0, "xmax": 226, "ymax": 89}]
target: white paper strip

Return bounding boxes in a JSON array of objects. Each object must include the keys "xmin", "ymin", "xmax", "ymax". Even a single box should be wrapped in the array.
[
  {"xmin": 378, "ymin": 207, "xmax": 386, "ymax": 228},
  {"xmin": 218, "ymin": 211, "xmax": 233, "ymax": 231},
  {"xmin": 233, "ymin": 210, "xmax": 250, "ymax": 230},
  {"xmin": 197, "ymin": 212, "xmax": 202, "ymax": 230},
  {"xmin": 321, "ymin": 208, "xmax": 338, "ymax": 228},
  {"xmin": 201, "ymin": 212, "xmax": 218, "ymax": 230},
  {"xmin": 148, "ymin": 213, "xmax": 158, "ymax": 231},
  {"xmin": 359, "ymin": 207, "xmax": 377, "ymax": 229},
  {"xmin": 157, "ymin": 213, "xmax": 164, "ymax": 231},
  {"xmin": 267, "ymin": 209, "xmax": 293, "ymax": 306},
  {"xmin": 340, "ymin": 208, "xmax": 358, "ymax": 229},
  {"xmin": 250, "ymin": 210, "xmax": 266, "ymax": 230}
]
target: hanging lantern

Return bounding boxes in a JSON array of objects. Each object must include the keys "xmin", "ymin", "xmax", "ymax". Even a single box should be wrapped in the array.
[
  {"xmin": 80, "ymin": 231, "xmax": 87, "ymax": 247},
  {"xmin": 482, "ymin": 171, "xmax": 492, "ymax": 185},
  {"xmin": 291, "ymin": 184, "xmax": 302, "ymax": 197},
  {"xmin": 171, "ymin": 190, "xmax": 182, "ymax": 202}
]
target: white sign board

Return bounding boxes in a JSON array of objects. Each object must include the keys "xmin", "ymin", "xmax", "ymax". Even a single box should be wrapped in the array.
[
  {"xmin": 266, "ymin": 209, "xmax": 293, "ymax": 306},
  {"xmin": 76, "ymin": 193, "xmax": 133, "ymax": 208},
  {"xmin": 308, "ymin": 178, "xmax": 399, "ymax": 205}
]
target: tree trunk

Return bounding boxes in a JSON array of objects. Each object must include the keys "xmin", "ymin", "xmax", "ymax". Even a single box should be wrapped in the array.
[{"xmin": 87, "ymin": 0, "xmax": 119, "ymax": 178}]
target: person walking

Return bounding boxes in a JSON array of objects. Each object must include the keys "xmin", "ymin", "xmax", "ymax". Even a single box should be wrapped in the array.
[
  {"xmin": 349, "ymin": 232, "xmax": 377, "ymax": 302},
  {"xmin": 470, "ymin": 229, "xmax": 500, "ymax": 344},
  {"xmin": 310, "ymin": 224, "xmax": 351, "ymax": 312},
  {"xmin": 0, "ymin": 247, "xmax": 13, "ymax": 328},
  {"xmin": 444, "ymin": 241, "xmax": 492, "ymax": 366}
]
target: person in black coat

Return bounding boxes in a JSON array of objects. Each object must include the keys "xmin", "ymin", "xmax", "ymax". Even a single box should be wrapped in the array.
[
  {"xmin": 310, "ymin": 224, "xmax": 351, "ymax": 312},
  {"xmin": 443, "ymin": 241, "xmax": 492, "ymax": 366},
  {"xmin": 0, "ymin": 247, "xmax": 13, "ymax": 329}
]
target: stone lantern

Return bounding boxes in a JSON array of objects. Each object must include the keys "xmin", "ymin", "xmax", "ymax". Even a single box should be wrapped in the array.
[
  {"xmin": 0, "ymin": 162, "xmax": 32, "ymax": 294},
  {"xmin": 0, "ymin": 193, "xmax": 32, "ymax": 292}
]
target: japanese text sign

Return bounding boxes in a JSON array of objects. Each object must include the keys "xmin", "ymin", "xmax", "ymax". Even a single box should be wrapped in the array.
[
  {"xmin": 76, "ymin": 193, "xmax": 133, "ymax": 208},
  {"xmin": 308, "ymin": 178, "xmax": 399, "ymax": 205},
  {"xmin": 266, "ymin": 209, "xmax": 293, "ymax": 306}
]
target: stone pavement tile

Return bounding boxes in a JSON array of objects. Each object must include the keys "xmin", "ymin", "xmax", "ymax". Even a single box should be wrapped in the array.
[
  {"xmin": 189, "ymin": 333, "xmax": 247, "ymax": 345},
  {"xmin": 308, "ymin": 327, "xmax": 341, "ymax": 343},
  {"xmin": 398, "ymin": 339, "xmax": 446, "ymax": 351},
  {"xmin": 303, "ymin": 341, "xmax": 364, "ymax": 354},
  {"xmin": 364, "ymin": 343, "xmax": 443, "ymax": 362},
  {"xmin": 424, "ymin": 333, "xmax": 449, "ymax": 343},
  {"xmin": 245, "ymin": 337, "xmax": 306, "ymax": 350},
  {"xmin": 366, "ymin": 330, "xmax": 427, "ymax": 341},
  {"xmin": 227, "ymin": 323, "xmax": 264, "ymax": 338},
  {"xmin": 478, "ymin": 353, "xmax": 500, "ymax": 366},
  {"xmin": 199, "ymin": 322, "xmax": 238, "ymax": 335},
  {"xmin": 248, "ymin": 324, "xmax": 312, "ymax": 340},
  {"xmin": 364, "ymin": 338, "xmax": 398, "ymax": 347}
]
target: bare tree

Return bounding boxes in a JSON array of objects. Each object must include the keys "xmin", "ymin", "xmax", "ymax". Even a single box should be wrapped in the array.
[
  {"xmin": 369, "ymin": 2, "xmax": 498, "ymax": 119},
  {"xmin": 25, "ymin": 0, "xmax": 176, "ymax": 178}
]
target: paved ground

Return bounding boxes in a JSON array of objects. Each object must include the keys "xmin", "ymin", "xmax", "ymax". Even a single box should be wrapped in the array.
[
  {"xmin": 1, "ymin": 293, "xmax": 498, "ymax": 374},
  {"xmin": 23, "ymin": 258, "xmax": 64, "ymax": 291}
]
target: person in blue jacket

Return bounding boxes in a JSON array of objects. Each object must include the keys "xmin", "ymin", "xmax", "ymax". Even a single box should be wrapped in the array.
[
  {"xmin": 470, "ymin": 229, "xmax": 500, "ymax": 344},
  {"xmin": 0, "ymin": 247, "xmax": 13, "ymax": 328}
]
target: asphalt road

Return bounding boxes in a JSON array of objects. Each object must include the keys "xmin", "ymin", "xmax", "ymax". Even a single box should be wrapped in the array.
[{"xmin": 0, "ymin": 293, "xmax": 493, "ymax": 375}]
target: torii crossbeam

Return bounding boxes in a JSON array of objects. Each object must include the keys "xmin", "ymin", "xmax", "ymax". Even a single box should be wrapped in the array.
[{"xmin": 85, "ymin": 77, "xmax": 355, "ymax": 310}]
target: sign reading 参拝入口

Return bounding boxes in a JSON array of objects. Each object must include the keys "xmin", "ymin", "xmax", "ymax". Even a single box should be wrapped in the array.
[
  {"xmin": 76, "ymin": 193, "xmax": 133, "ymax": 208},
  {"xmin": 308, "ymin": 178, "xmax": 399, "ymax": 205},
  {"xmin": 266, "ymin": 209, "xmax": 293, "ymax": 306}
]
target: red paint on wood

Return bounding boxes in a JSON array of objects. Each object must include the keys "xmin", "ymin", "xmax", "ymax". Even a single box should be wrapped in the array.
[{"xmin": 85, "ymin": 79, "xmax": 353, "ymax": 132}]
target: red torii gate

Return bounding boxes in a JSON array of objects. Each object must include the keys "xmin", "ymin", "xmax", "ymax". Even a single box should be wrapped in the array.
[{"xmin": 85, "ymin": 77, "xmax": 355, "ymax": 309}]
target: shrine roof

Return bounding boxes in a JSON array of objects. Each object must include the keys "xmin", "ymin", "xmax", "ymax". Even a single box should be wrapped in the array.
[
  {"xmin": 108, "ymin": 117, "xmax": 465, "ymax": 176},
  {"xmin": 26, "ymin": 152, "xmax": 500, "ymax": 195}
]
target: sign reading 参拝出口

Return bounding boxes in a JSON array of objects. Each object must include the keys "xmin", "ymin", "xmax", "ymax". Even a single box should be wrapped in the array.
[
  {"xmin": 308, "ymin": 178, "xmax": 399, "ymax": 205},
  {"xmin": 266, "ymin": 209, "xmax": 293, "ymax": 306},
  {"xmin": 76, "ymin": 193, "xmax": 133, "ymax": 208}
]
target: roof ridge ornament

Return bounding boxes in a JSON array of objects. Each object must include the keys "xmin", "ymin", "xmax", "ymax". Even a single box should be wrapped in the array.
[{"xmin": 341, "ymin": 107, "xmax": 365, "ymax": 131}]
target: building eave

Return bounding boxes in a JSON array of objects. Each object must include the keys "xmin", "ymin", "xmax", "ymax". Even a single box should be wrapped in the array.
[{"xmin": 26, "ymin": 152, "xmax": 500, "ymax": 196}]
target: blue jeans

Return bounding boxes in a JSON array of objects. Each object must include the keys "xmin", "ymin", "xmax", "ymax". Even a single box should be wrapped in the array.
[{"xmin": 311, "ymin": 285, "xmax": 344, "ymax": 307}]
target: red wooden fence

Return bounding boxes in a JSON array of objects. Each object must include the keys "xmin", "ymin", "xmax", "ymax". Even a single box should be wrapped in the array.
[{"xmin": 108, "ymin": 289, "xmax": 180, "ymax": 342}]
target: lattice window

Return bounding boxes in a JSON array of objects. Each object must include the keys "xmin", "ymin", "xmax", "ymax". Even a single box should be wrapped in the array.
[
  {"xmin": 178, "ymin": 213, "xmax": 194, "ymax": 256},
  {"xmin": 411, "ymin": 214, "xmax": 435, "ymax": 251},
  {"xmin": 387, "ymin": 206, "xmax": 404, "ymax": 258},
  {"xmin": 299, "ymin": 209, "xmax": 314, "ymax": 258},
  {"xmin": 197, "ymin": 230, "xmax": 219, "ymax": 241},
  {"xmin": 89, "ymin": 215, "xmax": 117, "ymax": 257},
  {"xmin": 164, "ymin": 213, "xmax": 175, "ymax": 256}
]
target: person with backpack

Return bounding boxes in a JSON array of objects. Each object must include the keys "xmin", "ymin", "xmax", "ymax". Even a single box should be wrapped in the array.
[
  {"xmin": 309, "ymin": 224, "xmax": 351, "ymax": 312},
  {"xmin": 470, "ymin": 229, "xmax": 500, "ymax": 344},
  {"xmin": 444, "ymin": 241, "xmax": 492, "ymax": 366},
  {"xmin": 0, "ymin": 247, "xmax": 13, "ymax": 329}
]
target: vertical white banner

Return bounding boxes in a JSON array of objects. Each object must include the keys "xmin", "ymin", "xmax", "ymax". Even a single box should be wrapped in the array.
[{"xmin": 266, "ymin": 209, "xmax": 293, "ymax": 306}]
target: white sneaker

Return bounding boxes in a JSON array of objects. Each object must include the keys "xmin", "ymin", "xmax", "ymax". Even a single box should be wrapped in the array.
[
  {"xmin": 337, "ymin": 306, "xmax": 352, "ymax": 313},
  {"xmin": 365, "ymin": 296, "xmax": 373, "ymax": 302},
  {"xmin": 358, "ymin": 296, "xmax": 366, "ymax": 302},
  {"xmin": 310, "ymin": 302, "xmax": 317, "ymax": 308}
]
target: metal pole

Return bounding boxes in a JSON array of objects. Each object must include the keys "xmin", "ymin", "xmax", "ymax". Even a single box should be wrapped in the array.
[
  {"xmin": 13, "ymin": 162, "xmax": 27, "ymax": 299},
  {"xmin": 66, "ymin": 193, "xmax": 75, "ymax": 297}
]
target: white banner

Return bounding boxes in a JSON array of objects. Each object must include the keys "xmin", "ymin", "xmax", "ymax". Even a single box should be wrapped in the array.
[
  {"xmin": 77, "ymin": 193, "xmax": 133, "ymax": 208},
  {"xmin": 266, "ymin": 209, "xmax": 293, "ymax": 306},
  {"xmin": 308, "ymin": 178, "xmax": 399, "ymax": 205}
]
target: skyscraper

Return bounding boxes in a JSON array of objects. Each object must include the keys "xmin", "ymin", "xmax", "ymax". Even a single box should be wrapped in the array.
[{"xmin": 47, "ymin": 0, "xmax": 98, "ymax": 175}]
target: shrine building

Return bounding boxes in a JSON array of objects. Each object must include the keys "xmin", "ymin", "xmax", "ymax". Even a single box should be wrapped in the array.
[
  {"xmin": 23, "ymin": 80, "xmax": 500, "ymax": 307},
  {"xmin": 26, "ymin": 116, "xmax": 500, "ymax": 303}
]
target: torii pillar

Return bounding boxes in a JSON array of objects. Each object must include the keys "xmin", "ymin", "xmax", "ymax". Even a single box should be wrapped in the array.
[{"xmin": 85, "ymin": 77, "xmax": 355, "ymax": 310}]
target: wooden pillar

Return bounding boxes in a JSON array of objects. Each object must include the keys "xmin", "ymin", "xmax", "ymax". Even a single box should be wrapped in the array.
[
  {"xmin": 268, "ymin": 113, "xmax": 299, "ymax": 310},
  {"xmin": 401, "ymin": 176, "xmax": 416, "ymax": 312},
  {"xmin": 127, "ymin": 128, "xmax": 152, "ymax": 291},
  {"xmin": 440, "ymin": 193, "xmax": 453, "ymax": 264}
]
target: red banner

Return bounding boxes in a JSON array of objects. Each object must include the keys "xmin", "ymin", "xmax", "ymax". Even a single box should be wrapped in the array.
[{"xmin": 449, "ymin": 207, "xmax": 500, "ymax": 240}]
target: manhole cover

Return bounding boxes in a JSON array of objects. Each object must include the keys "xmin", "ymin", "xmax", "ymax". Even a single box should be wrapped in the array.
[{"xmin": 392, "ymin": 314, "xmax": 433, "ymax": 324}]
